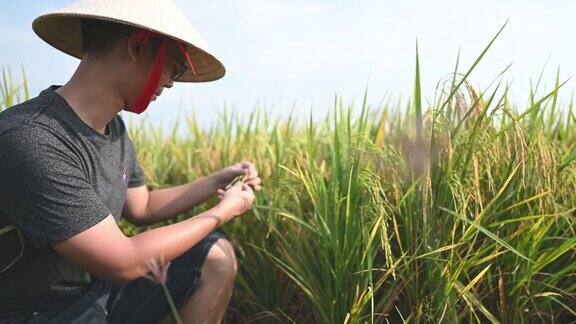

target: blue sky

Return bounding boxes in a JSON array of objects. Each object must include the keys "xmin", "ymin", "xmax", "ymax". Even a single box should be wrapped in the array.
[{"xmin": 1, "ymin": 0, "xmax": 574, "ymax": 130}]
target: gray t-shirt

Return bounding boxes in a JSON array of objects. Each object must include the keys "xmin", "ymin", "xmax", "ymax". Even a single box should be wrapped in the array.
[{"xmin": 0, "ymin": 85, "xmax": 146, "ymax": 313}]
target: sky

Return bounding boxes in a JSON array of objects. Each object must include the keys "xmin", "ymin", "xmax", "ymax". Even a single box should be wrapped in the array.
[{"xmin": 1, "ymin": 0, "xmax": 574, "ymax": 131}]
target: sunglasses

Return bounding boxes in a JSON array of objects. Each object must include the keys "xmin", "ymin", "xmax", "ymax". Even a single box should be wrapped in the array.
[{"xmin": 137, "ymin": 31, "xmax": 197, "ymax": 82}]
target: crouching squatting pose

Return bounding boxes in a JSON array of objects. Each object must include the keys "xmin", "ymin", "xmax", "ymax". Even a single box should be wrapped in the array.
[{"xmin": 0, "ymin": 0, "xmax": 263, "ymax": 323}]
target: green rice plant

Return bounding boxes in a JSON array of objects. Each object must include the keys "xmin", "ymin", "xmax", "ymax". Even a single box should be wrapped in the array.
[
  {"xmin": 0, "ymin": 66, "xmax": 29, "ymax": 112},
  {"xmin": 2, "ymin": 23, "xmax": 576, "ymax": 322},
  {"xmin": 124, "ymin": 69, "xmax": 575, "ymax": 322}
]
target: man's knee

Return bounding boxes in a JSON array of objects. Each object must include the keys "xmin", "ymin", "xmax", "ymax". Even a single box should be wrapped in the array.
[{"xmin": 201, "ymin": 238, "xmax": 237, "ymax": 283}]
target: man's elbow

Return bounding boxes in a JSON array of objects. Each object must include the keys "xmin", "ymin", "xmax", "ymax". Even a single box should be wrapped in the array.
[
  {"xmin": 123, "ymin": 214, "xmax": 147, "ymax": 227},
  {"xmin": 122, "ymin": 207, "xmax": 152, "ymax": 226},
  {"xmin": 110, "ymin": 270, "xmax": 138, "ymax": 285},
  {"xmin": 100, "ymin": 264, "xmax": 145, "ymax": 285},
  {"xmin": 123, "ymin": 185, "xmax": 151, "ymax": 226},
  {"xmin": 90, "ymin": 249, "xmax": 148, "ymax": 284}
]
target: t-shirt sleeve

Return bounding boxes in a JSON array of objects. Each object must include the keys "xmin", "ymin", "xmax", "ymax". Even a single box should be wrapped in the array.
[
  {"xmin": 126, "ymin": 136, "xmax": 146, "ymax": 188},
  {"xmin": 0, "ymin": 128, "xmax": 111, "ymax": 248}
]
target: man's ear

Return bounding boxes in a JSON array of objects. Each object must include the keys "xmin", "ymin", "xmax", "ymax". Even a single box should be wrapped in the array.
[{"xmin": 127, "ymin": 34, "xmax": 142, "ymax": 63}]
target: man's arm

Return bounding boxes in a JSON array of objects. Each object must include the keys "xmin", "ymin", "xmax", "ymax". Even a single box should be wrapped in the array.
[
  {"xmin": 55, "ymin": 204, "xmax": 232, "ymax": 284},
  {"xmin": 123, "ymin": 174, "xmax": 223, "ymax": 226}
]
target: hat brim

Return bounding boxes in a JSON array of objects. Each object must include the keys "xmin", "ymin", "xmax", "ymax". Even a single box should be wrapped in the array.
[{"xmin": 32, "ymin": 13, "xmax": 226, "ymax": 82}]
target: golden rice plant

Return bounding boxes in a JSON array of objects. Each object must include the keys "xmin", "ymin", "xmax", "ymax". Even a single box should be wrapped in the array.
[{"xmin": 2, "ymin": 24, "xmax": 575, "ymax": 322}]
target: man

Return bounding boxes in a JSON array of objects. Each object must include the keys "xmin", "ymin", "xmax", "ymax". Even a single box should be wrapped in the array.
[{"xmin": 0, "ymin": 0, "xmax": 262, "ymax": 323}]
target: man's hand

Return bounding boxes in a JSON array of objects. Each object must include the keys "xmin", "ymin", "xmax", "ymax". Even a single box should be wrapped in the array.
[
  {"xmin": 216, "ymin": 182, "xmax": 256, "ymax": 217},
  {"xmin": 214, "ymin": 161, "xmax": 263, "ymax": 192},
  {"xmin": 123, "ymin": 161, "xmax": 262, "ymax": 226}
]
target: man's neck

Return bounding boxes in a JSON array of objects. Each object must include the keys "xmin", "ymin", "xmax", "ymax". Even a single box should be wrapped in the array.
[{"xmin": 55, "ymin": 59, "xmax": 125, "ymax": 135}]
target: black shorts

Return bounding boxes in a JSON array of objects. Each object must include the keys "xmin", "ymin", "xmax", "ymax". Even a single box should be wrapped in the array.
[{"xmin": 2, "ymin": 232, "xmax": 224, "ymax": 324}]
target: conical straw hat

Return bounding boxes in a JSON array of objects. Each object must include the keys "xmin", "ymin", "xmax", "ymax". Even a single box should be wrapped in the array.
[{"xmin": 32, "ymin": 0, "xmax": 225, "ymax": 82}]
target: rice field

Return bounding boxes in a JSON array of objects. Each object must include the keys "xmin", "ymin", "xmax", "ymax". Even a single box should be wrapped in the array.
[{"xmin": 2, "ymin": 32, "xmax": 576, "ymax": 323}]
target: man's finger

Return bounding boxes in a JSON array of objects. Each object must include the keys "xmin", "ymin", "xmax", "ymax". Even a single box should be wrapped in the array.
[
  {"xmin": 240, "ymin": 161, "xmax": 253, "ymax": 169},
  {"xmin": 246, "ymin": 178, "xmax": 262, "ymax": 185},
  {"xmin": 246, "ymin": 181, "xmax": 263, "ymax": 191},
  {"xmin": 245, "ymin": 171, "xmax": 259, "ymax": 180}
]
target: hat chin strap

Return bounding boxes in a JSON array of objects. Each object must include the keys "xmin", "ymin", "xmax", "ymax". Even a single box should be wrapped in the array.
[
  {"xmin": 124, "ymin": 33, "xmax": 168, "ymax": 114},
  {"xmin": 124, "ymin": 30, "xmax": 198, "ymax": 114}
]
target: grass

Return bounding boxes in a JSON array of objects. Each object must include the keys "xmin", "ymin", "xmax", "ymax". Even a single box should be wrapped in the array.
[{"xmin": 2, "ymin": 27, "xmax": 576, "ymax": 323}]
